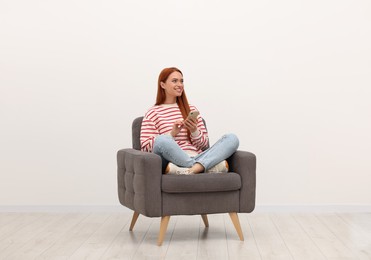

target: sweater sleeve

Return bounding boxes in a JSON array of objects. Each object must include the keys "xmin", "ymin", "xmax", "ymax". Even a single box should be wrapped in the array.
[
  {"xmin": 190, "ymin": 116, "xmax": 209, "ymax": 151},
  {"xmin": 140, "ymin": 116, "xmax": 159, "ymax": 153}
]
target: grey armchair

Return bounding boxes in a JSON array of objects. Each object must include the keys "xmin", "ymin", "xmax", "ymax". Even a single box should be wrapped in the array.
[{"xmin": 117, "ymin": 117, "xmax": 256, "ymax": 245}]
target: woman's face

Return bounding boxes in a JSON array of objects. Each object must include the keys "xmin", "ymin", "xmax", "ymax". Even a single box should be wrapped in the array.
[{"xmin": 161, "ymin": 71, "xmax": 184, "ymax": 100}]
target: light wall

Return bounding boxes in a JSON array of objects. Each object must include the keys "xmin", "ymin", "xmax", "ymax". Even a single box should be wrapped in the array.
[{"xmin": 1, "ymin": 0, "xmax": 370, "ymax": 207}]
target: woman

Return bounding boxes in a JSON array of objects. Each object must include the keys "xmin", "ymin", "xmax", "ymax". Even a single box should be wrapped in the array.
[{"xmin": 140, "ymin": 67, "xmax": 239, "ymax": 175}]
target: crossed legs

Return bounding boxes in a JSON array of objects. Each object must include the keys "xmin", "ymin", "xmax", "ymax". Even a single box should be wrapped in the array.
[{"xmin": 153, "ymin": 133, "xmax": 239, "ymax": 173}]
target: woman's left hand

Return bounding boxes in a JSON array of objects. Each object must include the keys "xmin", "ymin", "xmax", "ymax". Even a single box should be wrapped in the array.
[{"xmin": 183, "ymin": 117, "xmax": 198, "ymax": 133}]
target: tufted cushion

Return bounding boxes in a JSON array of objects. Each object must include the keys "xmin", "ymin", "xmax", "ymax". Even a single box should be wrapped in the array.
[
  {"xmin": 117, "ymin": 149, "xmax": 163, "ymax": 217},
  {"xmin": 161, "ymin": 172, "xmax": 241, "ymax": 193}
]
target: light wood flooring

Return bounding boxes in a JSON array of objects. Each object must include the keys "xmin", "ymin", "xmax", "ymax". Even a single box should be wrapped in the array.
[{"xmin": 0, "ymin": 211, "xmax": 371, "ymax": 259}]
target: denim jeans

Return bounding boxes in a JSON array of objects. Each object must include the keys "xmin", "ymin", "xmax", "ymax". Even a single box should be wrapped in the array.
[{"xmin": 153, "ymin": 133, "xmax": 239, "ymax": 172}]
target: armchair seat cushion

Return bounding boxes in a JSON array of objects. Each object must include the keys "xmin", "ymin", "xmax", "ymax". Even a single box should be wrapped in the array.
[{"xmin": 162, "ymin": 172, "xmax": 241, "ymax": 193}]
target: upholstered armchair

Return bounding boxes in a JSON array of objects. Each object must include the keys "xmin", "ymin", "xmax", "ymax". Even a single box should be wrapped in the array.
[{"xmin": 117, "ymin": 117, "xmax": 256, "ymax": 245}]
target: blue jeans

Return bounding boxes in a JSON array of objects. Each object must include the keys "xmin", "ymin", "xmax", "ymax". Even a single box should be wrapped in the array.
[{"xmin": 153, "ymin": 133, "xmax": 239, "ymax": 172}]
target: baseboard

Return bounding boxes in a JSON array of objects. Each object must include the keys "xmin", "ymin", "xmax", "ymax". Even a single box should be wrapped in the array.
[
  {"xmin": 255, "ymin": 204, "xmax": 371, "ymax": 213},
  {"xmin": 1, "ymin": 204, "xmax": 370, "ymax": 213},
  {"xmin": 0, "ymin": 205, "xmax": 129, "ymax": 212}
]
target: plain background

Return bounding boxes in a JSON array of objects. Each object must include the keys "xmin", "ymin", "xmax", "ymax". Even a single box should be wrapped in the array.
[{"xmin": 1, "ymin": 0, "xmax": 370, "ymax": 208}]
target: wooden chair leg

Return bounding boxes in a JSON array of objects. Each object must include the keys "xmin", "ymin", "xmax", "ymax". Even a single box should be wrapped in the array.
[
  {"xmin": 201, "ymin": 214, "xmax": 209, "ymax": 227},
  {"xmin": 158, "ymin": 216, "xmax": 170, "ymax": 246},
  {"xmin": 129, "ymin": 212, "xmax": 140, "ymax": 231},
  {"xmin": 229, "ymin": 212, "xmax": 244, "ymax": 241}
]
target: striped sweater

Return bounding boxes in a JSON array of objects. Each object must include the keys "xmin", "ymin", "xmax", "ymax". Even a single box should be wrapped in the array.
[{"xmin": 140, "ymin": 103, "xmax": 209, "ymax": 154}]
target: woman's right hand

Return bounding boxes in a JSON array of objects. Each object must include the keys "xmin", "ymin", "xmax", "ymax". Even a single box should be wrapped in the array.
[{"xmin": 170, "ymin": 120, "xmax": 183, "ymax": 137}]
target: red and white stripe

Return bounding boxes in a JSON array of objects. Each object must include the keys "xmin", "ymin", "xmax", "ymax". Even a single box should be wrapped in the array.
[{"xmin": 140, "ymin": 104, "xmax": 208, "ymax": 154}]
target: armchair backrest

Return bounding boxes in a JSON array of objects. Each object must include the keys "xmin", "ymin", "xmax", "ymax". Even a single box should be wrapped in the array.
[
  {"xmin": 132, "ymin": 117, "xmax": 209, "ymax": 151},
  {"xmin": 132, "ymin": 117, "xmax": 144, "ymax": 150}
]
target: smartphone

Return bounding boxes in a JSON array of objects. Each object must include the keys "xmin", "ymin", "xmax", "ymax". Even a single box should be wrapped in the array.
[{"xmin": 188, "ymin": 110, "xmax": 200, "ymax": 120}]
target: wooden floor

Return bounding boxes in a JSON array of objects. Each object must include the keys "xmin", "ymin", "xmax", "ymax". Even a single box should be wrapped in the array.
[{"xmin": 0, "ymin": 212, "xmax": 371, "ymax": 259}]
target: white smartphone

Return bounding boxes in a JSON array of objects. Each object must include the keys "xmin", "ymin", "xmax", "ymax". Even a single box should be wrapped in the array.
[{"xmin": 188, "ymin": 110, "xmax": 200, "ymax": 120}]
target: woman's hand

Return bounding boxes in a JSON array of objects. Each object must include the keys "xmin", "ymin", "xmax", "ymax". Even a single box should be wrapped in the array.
[
  {"xmin": 183, "ymin": 117, "xmax": 198, "ymax": 133},
  {"xmin": 170, "ymin": 120, "xmax": 183, "ymax": 137}
]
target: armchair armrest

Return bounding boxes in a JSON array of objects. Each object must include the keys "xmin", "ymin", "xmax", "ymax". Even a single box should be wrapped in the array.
[
  {"xmin": 227, "ymin": 150, "xmax": 256, "ymax": 213},
  {"xmin": 117, "ymin": 148, "xmax": 163, "ymax": 217}
]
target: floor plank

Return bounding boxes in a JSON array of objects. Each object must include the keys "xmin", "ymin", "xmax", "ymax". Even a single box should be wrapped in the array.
[
  {"xmin": 0, "ymin": 211, "xmax": 370, "ymax": 259},
  {"xmin": 100, "ymin": 213, "xmax": 153, "ymax": 259},
  {"xmin": 165, "ymin": 215, "xmax": 200, "ymax": 260},
  {"xmin": 69, "ymin": 213, "xmax": 130, "ymax": 260},
  {"xmin": 0, "ymin": 213, "xmax": 22, "ymax": 228},
  {"xmin": 6, "ymin": 213, "xmax": 89, "ymax": 260},
  {"xmin": 225, "ymin": 213, "xmax": 261, "ymax": 260},
  {"xmin": 247, "ymin": 213, "xmax": 294, "ymax": 259},
  {"xmin": 270, "ymin": 213, "xmax": 326, "ymax": 260},
  {"xmin": 0, "ymin": 213, "xmax": 43, "ymax": 242},
  {"xmin": 294, "ymin": 214, "xmax": 358, "ymax": 259},
  {"xmin": 0, "ymin": 213, "xmax": 59, "ymax": 258},
  {"xmin": 319, "ymin": 213, "xmax": 371, "ymax": 259},
  {"xmin": 197, "ymin": 214, "xmax": 229, "ymax": 260},
  {"xmin": 36, "ymin": 213, "xmax": 110, "ymax": 259},
  {"xmin": 339, "ymin": 213, "xmax": 371, "ymax": 235},
  {"xmin": 131, "ymin": 215, "xmax": 176, "ymax": 259}
]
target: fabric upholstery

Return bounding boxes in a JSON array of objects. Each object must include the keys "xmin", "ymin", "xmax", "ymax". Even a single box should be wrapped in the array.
[
  {"xmin": 228, "ymin": 151, "xmax": 257, "ymax": 213},
  {"xmin": 132, "ymin": 117, "xmax": 143, "ymax": 150},
  {"xmin": 162, "ymin": 172, "xmax": 241, "ymax": 193},
  {"xmin": 117, "ymin": 117, "xmax": 256, "ymax": 218},
  {"xmin": 117, "ymin": 148, "xmax": 162, "ymax": 217},
  {"xmin": 162, "ymin": 191, "xmax": 239, "ymax": 216}
]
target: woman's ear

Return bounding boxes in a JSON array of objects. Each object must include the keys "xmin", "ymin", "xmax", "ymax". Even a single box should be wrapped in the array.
[{"xmin": 160, "ymin": 82, "xmax": 165, "ymax": 89}]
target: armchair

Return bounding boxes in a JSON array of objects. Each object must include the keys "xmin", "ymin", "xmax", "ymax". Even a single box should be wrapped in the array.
[{"xmin": 117, "ymin": 117, "xmax": 256, "ymax": 245}]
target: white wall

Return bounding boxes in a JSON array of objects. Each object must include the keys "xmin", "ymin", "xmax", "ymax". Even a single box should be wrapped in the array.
[{"xmin": 1, "ymin": 0, "xmax": 370, "ymax": 207}]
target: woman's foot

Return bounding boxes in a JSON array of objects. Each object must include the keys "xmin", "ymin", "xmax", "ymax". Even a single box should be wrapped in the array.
[
  {"xmin": 190, "ymin": 163, "xmax": 205, "ymax": 174},
  {"xmin": 165, "ymin": 163, "xmax": 194, "ymax": 175},
  {"xmin": 165, "ymin": 162, "xmax": 205, "ymax": 175},
  {"xmin": 206, "ymin": 160, "xmax": 229, "ymax": 173}
]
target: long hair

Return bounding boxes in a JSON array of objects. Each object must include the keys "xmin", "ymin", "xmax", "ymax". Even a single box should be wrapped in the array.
[{"xmin": 156, "ymin": 67, "xmax": 191, "ymax": 121}]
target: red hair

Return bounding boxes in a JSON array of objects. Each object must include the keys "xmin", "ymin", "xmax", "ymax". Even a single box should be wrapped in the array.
[{"xmin": 156, "ymin": 67, "xmax": 191, "ymax": 121}]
